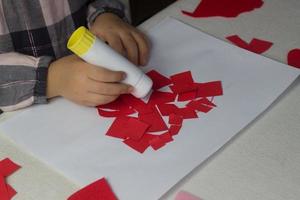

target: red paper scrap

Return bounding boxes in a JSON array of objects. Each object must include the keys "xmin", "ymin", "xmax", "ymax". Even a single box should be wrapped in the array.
[
  {"xmin": 139, "ymin": 108, "xmax": 168, "ymax": 132},
  {"xmin": 287, "ymin": 49, "xmax": 300, "ymax": 69},
  {"xmin": 186, "ymin": 100, "xmax": 214, "ymax": 113},
  {"xmin": 67, "ymin": 178, "xmax": 118, "ymax": 200},
  {"xmin": 168, "ymin": 114, "xmax": 183, "ymax": 125},
  {"xmin": 175, "ymin": 190, "xmax": 202, "ymax": 200},
  {"xmin": 106, "ymin": 117, "xmax": 130, "ymax": 139},
  {"xmin": 97, "ymin": 98, "xmax": 129, "ymax": 111},
  {"xmin": 170, "ymin": 71, "xmax": 194, "ymax": 85},
  {"xmin": 0, "ymin": 158, "xmax": 20, "ymax": 200},
  {"xmin": 177, "ymin": 90, "xmax": 198, "ymax": 101},
  {"xmin": 146, "ymin": 70, "xmax": 172, "ymax": 89},
  {"xmin": 157, "ymin": 103, "xmax": 179, "ymax": 116},
  {"xmin": 121, "ymin": 94, "xmax": 153, "ymax": 114},
  {"xmin": 106, "ymin": 117, "xmax": 149, "ymax": 140},
  {"xmin": 97, "ymin": 108, "xmax": 135, "ymax": 118},
  {"xmin": 197, "ymin": 98, "xmax": 216, "ymax": 107},
  {"xmin": 169, "ymin": 125, "xmax": 182, "ymax": 136},
  {"xmin": 159, "ymin": 132, "xmax": 174, "ymax": 143},
  {"xmin": 0, "ymin": 158, "xmax": 21, "ymax": 177},
  {"xmin": 148, "ymin": 91, "xmax": 176, "ymax": 105},
  {"xmin": 182, "ymin": 0, "xmax": 263, "ymax": 18},
  {"xmin": 126, "ymin": 118, "xmax": 150, "ymax": 140},
  {"xmin": 123, "ymin": 134, "xmax": 156, "ymax": 153},
  {"xmin": 226, "ymin": 35, "xmax": 273, "ymax": 54},
  {"xmin": 149, "ymin": 136, "xmax": 166, "ymax": 150},
  {"xmin": 195, "ymin": 81, "xmax": 223, "ymax": 97},
  {"xmin": 175, "ymin": 107, "xmax": 198, "ymax": 119},
  {"xmin": 170, "ymin": 83, "xmax": 197, "ymax": 94}
]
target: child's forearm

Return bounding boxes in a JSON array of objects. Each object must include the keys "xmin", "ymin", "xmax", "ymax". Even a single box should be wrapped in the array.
[{"xmin": 0, "ymin": 52, "xmax": 52, "ymax": 112}]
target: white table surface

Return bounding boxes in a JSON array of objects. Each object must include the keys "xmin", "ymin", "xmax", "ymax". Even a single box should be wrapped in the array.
[{"xmin": 1, "ymin": 0, "xmax": 299, "ymax": 199}]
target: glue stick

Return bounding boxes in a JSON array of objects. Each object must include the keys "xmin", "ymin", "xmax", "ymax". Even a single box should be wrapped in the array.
[{"xmin": 67, "ymin": 26, "xmax": 153, "ymax": 98}]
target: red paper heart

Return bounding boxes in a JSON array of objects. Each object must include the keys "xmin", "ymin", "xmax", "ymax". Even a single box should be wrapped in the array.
[
  {"xmin": 182, "ymin": 0, "xmax": 264, "ymax": 18},
  {"xmin": 287, "ymin": 49, "xmax": 300, "ymax": 69}
]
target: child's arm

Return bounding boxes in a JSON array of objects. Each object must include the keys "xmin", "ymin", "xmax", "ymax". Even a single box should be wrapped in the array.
[{"xmin": 0, "ymin": 52, "xmax": 52, "ymax": 112}]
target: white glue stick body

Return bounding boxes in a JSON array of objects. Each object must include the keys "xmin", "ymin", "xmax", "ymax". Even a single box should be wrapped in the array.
[{"xmin": 67, "ymin": 26, "xmax": 153, "ymax": 98}]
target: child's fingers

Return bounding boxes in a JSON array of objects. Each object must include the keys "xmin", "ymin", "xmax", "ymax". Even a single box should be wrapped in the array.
[
  {"xmin": 105, "ymin": 33, "xmax": 127, "ymax": 57},
  {"xmin": 120, "ymin": 32, "xmax": 139, "ymax": 65},
  {"xmin": 131, "ymin": 30, "xmax": 150, "ymax": 66},
  {"xmin": 87, "ymin": 81, "xmax": 132, "ymax": 96},
  {"xmin": 88, "ymin": 66, "xmax": 125, "ymax": 83},
  {"xmin": 84, "ymin": 93, "xmax": 119, "ymax": 106}
]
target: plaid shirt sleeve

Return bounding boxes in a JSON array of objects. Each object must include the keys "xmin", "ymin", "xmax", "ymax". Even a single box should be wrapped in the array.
[{"xmin": 0, "ymin": 0, "xmax": 126, "ymax": 113}]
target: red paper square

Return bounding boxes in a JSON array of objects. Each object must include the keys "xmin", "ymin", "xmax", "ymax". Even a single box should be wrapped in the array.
[
  {"xmin": 148, "ymin": 91, "xmax": 176, "ymax": 105},
  {"xmin": 169, "ymin": 125, "xmax": 182, "ymax": 136},
  {"xmin": 146, "ymin": 70, "xmax": 172, "ymax": 89},
  {"xmin": 139, "ymin": 108, "xmax": 168, "ymax": 132},
  {"xmin": 123, "ymin": 134, "xmax": 156, "ymax": 153},
  {"xmin": 157, "ymin": 103, "xmax": 179, "ymax": 116},
  {"xmin": 196, "ymin": 81, "xmax": 223, "ymax": 97},
  {"xmin": 168, "ymin": 114, "xmax": 183, "ymax": 125},
  {"xmin": 149, "ymin": 136, "xmax": 166, "ymax": 150}
]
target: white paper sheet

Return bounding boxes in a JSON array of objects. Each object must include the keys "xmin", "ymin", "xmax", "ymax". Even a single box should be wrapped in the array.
[{"xmin": 0, "ymin": 18, "xmax": 299, "ymax": 200}]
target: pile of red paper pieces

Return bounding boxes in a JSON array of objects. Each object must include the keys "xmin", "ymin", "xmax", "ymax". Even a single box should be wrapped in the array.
[
  {"xmin": 0, "ymin": 158, "xmax": 20, "ymax": 200},
  {"xmin": 97, "ymin": 70, "xmax": 223, "ymax": 153}
]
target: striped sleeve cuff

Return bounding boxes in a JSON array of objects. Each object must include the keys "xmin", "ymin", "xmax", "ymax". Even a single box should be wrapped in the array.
[
  {"xmin": 34, "ymin": 56, "xmax": 53, "ymax": 104},
  {"xmin": 87, "ymin": 0, "xmax": 129, "ymax": 27}
]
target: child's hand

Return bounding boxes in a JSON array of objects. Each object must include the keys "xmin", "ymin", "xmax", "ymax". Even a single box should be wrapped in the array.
[
  {"xmin": 47, "ymin": 55, "xmax": 133, "ymax": 106},
  {"xmin": 90, "ymin": 13, "xmax": 150, "ymax": 66}
]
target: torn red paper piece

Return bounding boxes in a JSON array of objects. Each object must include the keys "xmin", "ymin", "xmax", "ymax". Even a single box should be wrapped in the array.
[
  {"xmin": 126, "ymin": 118, "xmax": 150, "ymax": 140},
  {"xmin": 226, "ymin": 35, "xmax": 273, "ymax": 54},
  {"xmin": 195, "ymin": 81, "xmax": 223, "ymax": 97},
  {"xmin": 0, "ymin": 176, "xmax": 9, "ymax": 200},
  {"xmin": 0, "ymin": 158, "xmax": 21, "ymax": 177},
  {"xmin": 157, "ymin": 103, "xmax": 179, "ymax": 116},
  {"xmin": 67, "ymin": 178, "xmax": 118, "ymax": 200},
  {"xmin": 182, "ymin": 0, "xmax": 263, "ymax": 18},
  {"xmin": 168, "ymin": 114, "xmax": 183, "ymax": 125},
  {"xmin": 123, "ymin": 134, "xmax": 156, "ymax": 153},
  {"xmin": 149, "ymin": 136, "xmax": 166, "ymax": 150},
  {"xmin": 170, "ymin": 71, "xmax": 194, "ymax": 84},
  {"xmin": 177, "ymin": 90, "xmax": 198, "ymax": 101},
  {"xmin": 170, "ymin": 71, "xmax": 195, "ymax": 94},
  {"xmin": 175, "ymin": 107, "xmax": 198, "ymax": 119},
  {"xmin": 6, "ymin": 185, "xmax": 16, "ymax": 199},
  {"xmin": 186, "ymin": 100, "xmax": 214, "ymax": 113},
  {"xmin": 121, "ymin": 94, "xmax": 153, "ymax": 114},
  {"xmin": 139, "ymin": 108, "xmax": 168, "ymax": 132},
  {"xmin": 170, "ymin": 83, "xmax": 197, "ymax": 94},
  {"xmin": 159, "ymin": 132, "xmax": 174, "ymax": 143},
  {"xmin": 97, "ymin": 108, "xmax": 135, "ymax": 118},
  {"xmin": 169, "ymin": 125, "xmax": 182, "ymax": 136},
  {"xmin": 287, "ymin": 49, "xmax": 300, "ymax": 69},
  {"xmin": 175, "ymin": 191, "xmax": 202, "ymax": 200},
  {"xmin": 97, "ymin": 98, "xmax": 130, "ymax": 111},
  {"xmin": 106, "ymin": 117, "xmax": 149, "ymax": 140},
  {"xmin": 0, "ymin": 158, "xmax": 20, "ymax": 200},
  {"xmin": 148, "ymin": 91, "xmax": 176, "ymax": 105},
  {"xmin": 146, "ymin": 70, "xmax": 172, "ymax": 89},
  {"xmin": 106, "ymin": 117, "xmax": 129, "ymax": 139}
]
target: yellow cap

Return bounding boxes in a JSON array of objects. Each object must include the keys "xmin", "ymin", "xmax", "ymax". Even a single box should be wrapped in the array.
[{"xmin": 67, "ymin": 26, "xmax": 96, "ymax": 56}]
